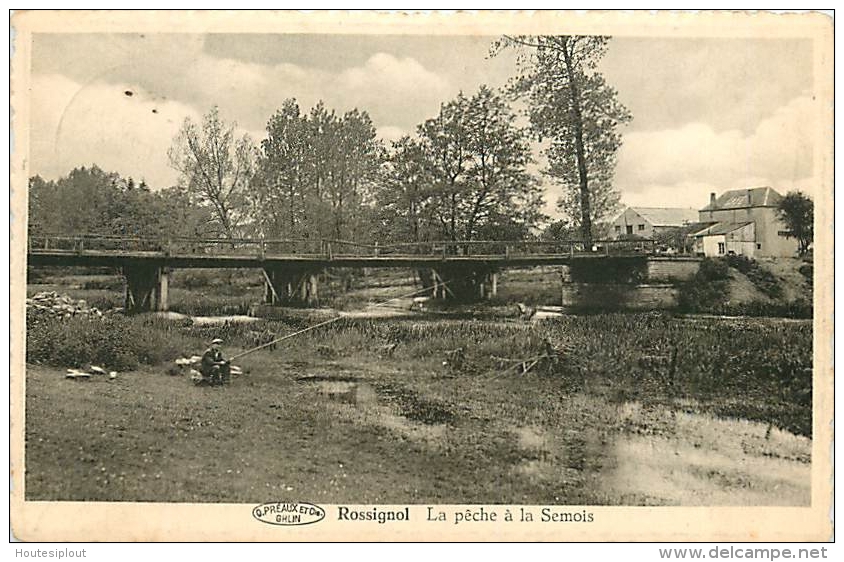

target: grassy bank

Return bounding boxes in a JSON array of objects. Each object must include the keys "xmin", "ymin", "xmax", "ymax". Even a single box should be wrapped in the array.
[
  {"xmin": 25, "ymin": 311, "xmax": 812, "ymax": 504},
  {"xmin": 678, "ymin": 257, "xmax": 813, "ymax": 319},
  {"xmin": 26, "ymin": 313, "xmax": 813, "ymax": 436}
]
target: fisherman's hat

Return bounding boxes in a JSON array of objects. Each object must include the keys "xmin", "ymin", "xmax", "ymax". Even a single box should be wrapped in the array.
[{"xmin": 211, "ymin": 338, "xmax": 224, "ymax": 344}]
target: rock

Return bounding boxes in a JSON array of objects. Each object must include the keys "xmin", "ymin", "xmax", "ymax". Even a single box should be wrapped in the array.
[
  {"xmin": 65, "ymin": 369, "xmax": 91, "ymax": 380},
  {"xmin": 26, "ymin": 291, "xmax": 103, "ymax": 322}
]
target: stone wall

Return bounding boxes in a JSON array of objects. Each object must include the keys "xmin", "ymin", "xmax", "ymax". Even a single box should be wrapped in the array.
[
  {"xmin": 646, "ymin": 258, "xmax": 701, "ymax": 282},
  {"xmin": 557, "ymin": 257, "xmax": 699, "ymax": 311},
  {"xmin": 560, "ymin": 283, "xmax": 679, "ymax": 312}
]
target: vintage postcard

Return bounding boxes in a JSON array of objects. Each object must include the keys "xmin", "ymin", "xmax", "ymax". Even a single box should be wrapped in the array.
[{"xmin": 9, "ymin": 10, "xmax": 833, "ymax": 542}]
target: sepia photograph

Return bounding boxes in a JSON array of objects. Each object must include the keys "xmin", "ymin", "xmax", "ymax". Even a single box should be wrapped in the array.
[{"xmin": 9, "ymin": 10, "xmax": 833, "ymax": 542}]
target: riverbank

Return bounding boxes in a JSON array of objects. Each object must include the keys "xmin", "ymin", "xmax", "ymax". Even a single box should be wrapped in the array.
[{"xmin": 25, "ymin": 313, "xmax": 812, "ymax": 504}]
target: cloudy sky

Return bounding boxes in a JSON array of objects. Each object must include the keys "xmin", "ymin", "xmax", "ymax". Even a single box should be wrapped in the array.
[{"xmin": 28, "ymin": 33, "xmax": 818, "ymax": 215}]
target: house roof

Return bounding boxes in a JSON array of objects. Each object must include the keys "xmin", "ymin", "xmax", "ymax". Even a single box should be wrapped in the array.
[
  {"xmin": 701, "ymin": 187, "xmax": 783, "ymax": 211},
  {"xmin": 693, "ymin": 221, "xmax": 754, "ymax": 237},
  {"xmin": 684, "ymin": 221, "xmax": 718, "ymax": 234},
  {"xmin": 624, "ymin": 207, "xmax": 699, "ymax": 227}
]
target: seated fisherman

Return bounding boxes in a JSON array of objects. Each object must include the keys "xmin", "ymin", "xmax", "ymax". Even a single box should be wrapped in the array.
[{"xmin": 201, "ymin": 338, "xmax": 230, "ymax": 386}]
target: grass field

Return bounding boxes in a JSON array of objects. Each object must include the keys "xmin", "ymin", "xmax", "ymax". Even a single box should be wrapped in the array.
[{"xmin": 24, "ymin": 313, "xmax": 812, "ymax": 505}]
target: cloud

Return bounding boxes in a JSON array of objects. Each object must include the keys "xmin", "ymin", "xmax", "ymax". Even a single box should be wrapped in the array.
[
  {"xmin": 28, "ymin": 39, "xmax": 455, "ymax": 184},
  {"xmin": 615, "ymin": 95, "xmax": 818, "ymax": 208},
  {"xmin": 30, "ymin": 36, "xmax": 821, "ymax": 219},
  {"xmin": 602, "ymin": 37, "xmax": 814, "ymax": 135},
  {"xmin": 33, "ymin": 35, "xmax": 453, "ymax": 132},
  {"xmin": 336, "ymin": 53, "xmax": 451, "ymax": 121},
  {"xmin": 30, "ymin": 73, "xmax": 202, "ymax": 188}
]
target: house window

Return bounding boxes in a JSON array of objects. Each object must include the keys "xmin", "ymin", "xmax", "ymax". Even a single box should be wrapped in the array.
[
  {"xmin": 757, "ymin": 244, "xmax": 762, "ymax": 250},
  {"xmin": 638, "ymin": 224, "xmax": 645, "ymax": 231},
  {"xmin": 718, "ymin": 242, "xmax": 725, "ymax": 255},
  {"xmin": 614, "ymin": 225, "xmax": 621, "ymax": 233},
  {"xmin": 626, "ymin": 225, "xmax": 633, "ymax": 234}
]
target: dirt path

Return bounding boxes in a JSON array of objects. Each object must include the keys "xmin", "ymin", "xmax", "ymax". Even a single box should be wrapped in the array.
[{"xmin": 24, "ymin": 355, "xmax": 810, "ymax": 505}]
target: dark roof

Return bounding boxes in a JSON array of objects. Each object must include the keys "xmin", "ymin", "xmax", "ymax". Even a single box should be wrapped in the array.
[
  {"xmin": 692, "ymin": 221, "xmax": 754, "ymax": 237},
  {"xmin": 684, "ymin": 221, "xmax": 718, "ymax": 234},
  {"xmin": 701, "ymin": 187, "xmax": 783, "ymax": 211},
  {"xmin": 628, "ymin": 207, "xmax": 698, "ymax": 227}
]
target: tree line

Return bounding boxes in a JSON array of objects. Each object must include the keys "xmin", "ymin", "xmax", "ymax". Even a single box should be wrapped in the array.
[{"xmin": 29, "ymin": 35, "xmax": 632, "ymax": 246}]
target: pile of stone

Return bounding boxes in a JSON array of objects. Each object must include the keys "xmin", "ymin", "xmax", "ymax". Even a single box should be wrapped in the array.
[{"xmin": 26, "ymin": 291, "xmax": 103, "ymax": 321}]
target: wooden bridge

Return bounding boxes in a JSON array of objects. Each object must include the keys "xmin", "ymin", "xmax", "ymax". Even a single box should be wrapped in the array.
[{"xmin": 27, "ymin": 234, "xmax": 661, "ymax": 313}]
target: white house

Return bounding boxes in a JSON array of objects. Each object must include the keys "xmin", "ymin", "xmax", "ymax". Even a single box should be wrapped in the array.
[
  {"xmin": 692, "ymin": 187, "xmax": 799, "ymax": 258},
  {"xmin": 692, "ymin": 221, "xmax": 756, "ymax": 257},
  {"xmin": 611, "ymin": 207, "xmax": 699, "ymax": 238}
]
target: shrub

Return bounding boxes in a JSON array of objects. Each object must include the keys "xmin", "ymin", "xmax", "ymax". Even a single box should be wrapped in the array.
[
  {"xmin": 173, "ymin": 269, "xmax": 263, "ymax": 293},
  {"xmin": 677, "ymin": 258, "xmax": 730, "ymax": 312},
  {"xmin": 168, "ymin": 290, "xmax": 256, "ymax": 316},
  {"xmin": 26, "ymin": 267, "xmax": 51, "ymax": 284},
  {"xmin": 725, "ymin": 255, "xmax": 783, "ymax": 299},
  {"xmin": 173, "ymin": 269, "xmax": 218, "ymax": 290},
  {"xmin": 26, "ymin": 315, "xmax": 193, "ymax": 370},
  {"xmin": 86, "ymin": 294, "xmax": 123, "ymax": 311},
  {"xmin": 697, "ymin": 257, "xmax": 730, "ymax": 281},
  {"xmin": 710, "ymin": 299, "xmax": 813, "ymax": 319},
  {"xmin": 798, "ymin": 263, "xmax": 813, "ymax": 281},
  {"xmin": 81, "ymin": 277, "xmax": 124, "ymax": 290},
  {"xmin": 678, "ymin": 257, "xmax": 794, "ymax": 314}
]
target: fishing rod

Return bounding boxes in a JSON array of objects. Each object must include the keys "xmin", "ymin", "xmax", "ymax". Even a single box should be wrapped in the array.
[{"xmin": 228, "ymin": 277, "xmax": 460, "ymax": 361}]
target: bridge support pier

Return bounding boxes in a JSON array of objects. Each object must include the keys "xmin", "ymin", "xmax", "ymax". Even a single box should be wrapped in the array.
[
  {"xmin": 263, "ymin": 267, "xmax": 320, "ymax": 306},
  {"xmin": 123, "ymin": 265, "xmax": 170, "ymax": 314},
  {"xmin": 427, "ymin": 266, "xmax": 498, "ymax": 302}
]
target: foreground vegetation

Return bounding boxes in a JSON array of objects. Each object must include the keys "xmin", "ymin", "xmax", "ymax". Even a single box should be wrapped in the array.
[
  {"xmin": 25, "ymin": 311, "xmax": 812, "ymax": 504},
  {"xmin": 25, "ymin": 262, "xmax": 813, "ymax": 504},
  {"xmin": 27, "ymin": 310, "xmax": 813, "ymax": 438}
]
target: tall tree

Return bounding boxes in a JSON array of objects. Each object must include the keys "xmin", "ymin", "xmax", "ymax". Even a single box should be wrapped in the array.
[
  {"xmin": 253, "ymin": 100, "xmax": 384, "ymax": 242},
  {"xmin": 463, "ymin": 85, "xmax": 543, "ymax": 241},
  {"xmin": 168, "ymin": 106, "xmax": 255, "ymax": 239},
  {"xmin": 777, "ymin": 191, "xmax": 814, "ymax": 255},
  {"xmin": 419, "ymin": 92, "xmax": 471, "ymax": 242},
  {"xmin": 492, "ymin": 35, "xmax": 631, "ymax": 245},
  {"xmin": 378, "ymin": 135, "xmax": 435, "ymax": 244},
  {"xmin": 251, "ymin": 99, "xmax": 310, "ymax": 238},
  {"xmin": 331, "ymin": 108, "xmax": 383, "ymax": 241},
  {"xmin": 27, "ymin": 175, "xmax": 56, "ymax": 236},
  {"xmin": 27, "ymin": 167, "xmax": 213, "ymax": 240},
  {"xmin": 416, "ymin": 86, "xmax": 542, "ymax": 244},
  {"xmin": 28, "ymin": 166, "xmax": 121, "ymax": 235}
]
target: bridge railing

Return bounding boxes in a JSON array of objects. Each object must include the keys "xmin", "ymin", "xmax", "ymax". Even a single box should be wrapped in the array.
[
  {"xmin": 27, "ymin": 235, "xmax": 385, "ymax": 257},
  {"xmin": 28, "ymin": 234, "xmax": 167, "ymax": 253},
  {"xmin": 27, "ymin": 234, "xmax": 656, "ymax": 258},
  {"xmin": 375, "ymin": 239, "xmax": 655, "ymax": 257}
]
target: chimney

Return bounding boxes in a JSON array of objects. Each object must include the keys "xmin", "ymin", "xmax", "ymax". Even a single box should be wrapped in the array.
[{"xmin": 709, "ymin": 193, "xmax": 716, "ymax": 206}]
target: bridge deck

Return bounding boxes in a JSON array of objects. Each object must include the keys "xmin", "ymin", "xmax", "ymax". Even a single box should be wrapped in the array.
[
  {"xmin": 27, "ymin": 249, "xmax": 664, "ymax": 268},
  {"xmin": 25, "ymin": 235, "xmax": 694, "ymax": 269}
]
